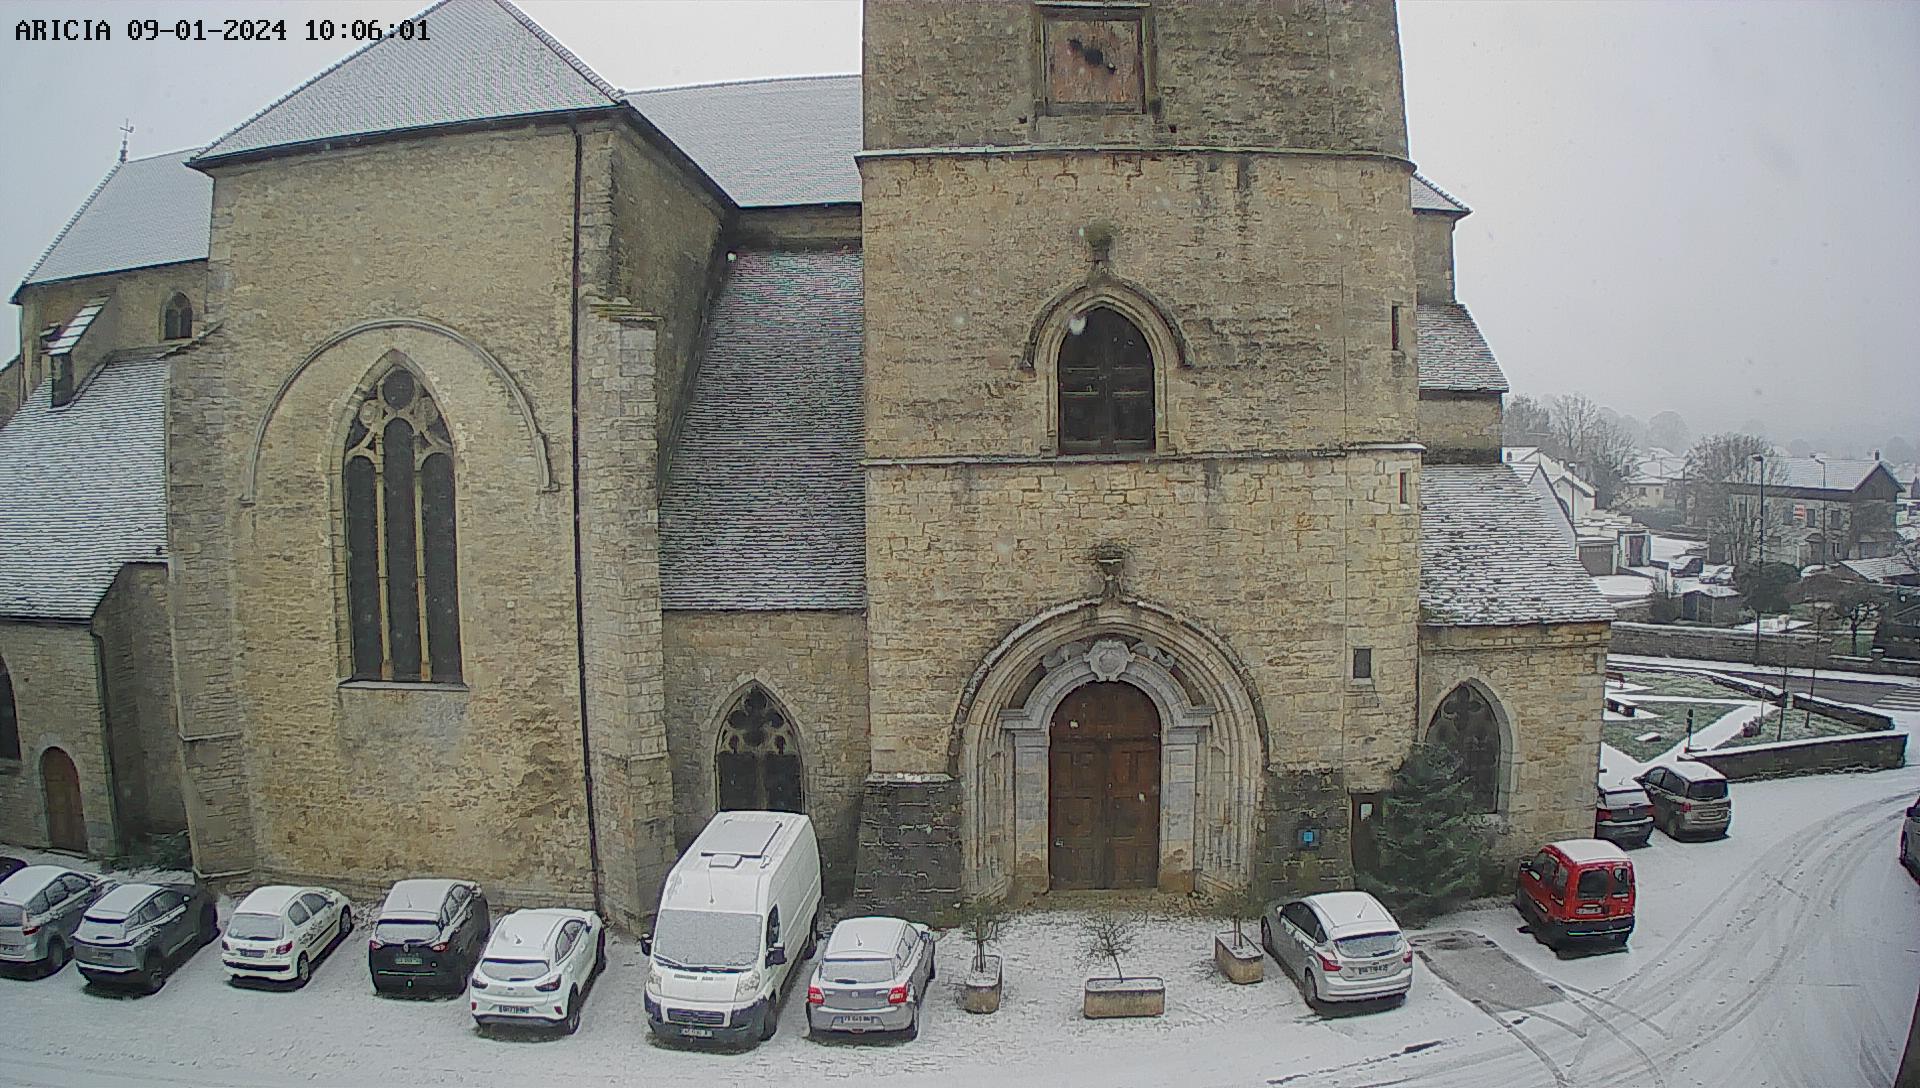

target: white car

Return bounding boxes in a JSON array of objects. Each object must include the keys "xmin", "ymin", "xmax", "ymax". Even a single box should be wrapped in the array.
[
  {"xmin": 468, "ymin": 908, "xmax": 605, "ymax": 1035},
  {"xmin": 222, "ymin": 885, "xmax": 353, "ymax": 987},
  {"xmin": 1262, "ymin": 890, "xmax": 1413, "ymax": 1008}
]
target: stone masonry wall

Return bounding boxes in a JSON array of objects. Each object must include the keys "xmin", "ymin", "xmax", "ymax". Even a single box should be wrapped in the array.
[
  {"xmin": 16, "ymin": 262, "xmax": 207, "ymax": 396},
  {"xmin": 662, "ymin": 610, "xmax": 870, "ymax": 899},
  {"xmin": 1418, "ymin": 393, "xmax": 1502, "ymax": 461},
  {"xmin": 95, "ymin": 564, "xmax": 185, "ymax": 842},
  {"xmin": 1412, "ymin": 212, "xmax": 1457, "ymax": 303},
  {"xmin": 1417, "ymin": 622, "xmax": 1612, "ymax": 861},
  {"xmin": 853, "ymin": 774, "xmax": 962, "ymax": 916},
  {"xmin": 0, "ymin": 621, "xmax": 113, "ymax": 855}
]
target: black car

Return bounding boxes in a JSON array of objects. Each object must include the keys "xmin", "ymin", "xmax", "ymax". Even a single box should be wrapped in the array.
[
  {"xmin": 1594, "ymin": 783, "xmax": 1655, "ymax": 847},
  {"xmin": 369, "ymin": 878, "xmax": 490, "ymax": 995},
  {"xmin": 71, "ymin": 881, "xmax": 219, "ymax": 993},
  {"xmin": 0, "ymin": 857, "xmax": 24, "ymax": 882}
]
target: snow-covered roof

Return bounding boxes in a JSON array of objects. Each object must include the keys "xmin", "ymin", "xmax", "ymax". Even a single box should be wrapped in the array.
[
  {"xmin": 1593, "ymin": 575, "xmax": 1654, "ymax": 602},
  {"xmin": 1687, "ymin": 584, "xmax": 1741, "ymax": 599},
  {"xmin": 1550, "ymin": 839, "xmax": 1631, "ymax": 866},
  {"xmin": 1415, "ymin": 303, "xmax": 1508, "ymax": 394},
  {"xmin": 1411, "ymin": 174, "xmax": 1469, "ymax": 215},
  {"xmin": 235, "ymin": 885, "xmax": 306, "ymax": 916},
  {"xmin": 14, "ymin": 149, "xmax": 211, "ymax": 298},
  {"xmin": 1666, "ymin": 760, "xmax": 1728, "ymax": 782},
  {"xmin": 626, "ymin": 75, "xmax": 861, "ymax": 208},
  {"xmin": 0, "ymin": 865, "xmax": 80, "ymax": 903},
  {"xmin": 1753, "ymin": 457, "xmax": 1899, "ymax": 494},
  {"xmin": 379, "ymin": 879, "xmax": 460, "ymax": 919},
  {"xmin": 1304, "ymin": 891, "xmax": 1399, "ymax": 937},
  {"xmin": 1840, "ymin": 555, "xmax": 1920, "ymax": 584},
  {"xmin": 824, "ymin": 917, "xmax": 909, "ymax": 958},
  {"xmin": 1420, "ymin": 464, "xmax": 1616, "ymax": 627},
  {"xmin": 88, "ymin": 883, "xmax": 163, "ymax": 920}
]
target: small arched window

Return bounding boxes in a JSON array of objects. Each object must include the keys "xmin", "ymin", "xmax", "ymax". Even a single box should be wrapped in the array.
[
  {"xmin": 715, "ymin": 685, "xmax": 804, "ymax": 813},
  {"xmin": 162, "ymin": 294, "xmax": 193, "ymax": 341},
  {"xmin": 0, "ymin": 655, "xmax": 19, "ymax": 761},
  {"xmin": 1428, "ymin": 683, "xmax": 1502, "ymax": 813},
  {"xmin": 344, "ymin": 357, "xmax": 462, "ymax": 683},
  {"xmin": 1058, "ymin": 305, "xmax": 1155, "ymax": 454}
]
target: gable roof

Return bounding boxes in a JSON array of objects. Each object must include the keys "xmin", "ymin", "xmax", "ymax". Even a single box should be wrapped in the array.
[
  {"xmin": 0, "ymin": 352, "xmax": 171, "ymax": 621},
  {"xmin": 14, "ymin": 150, "xmax": 211, "ymax": 299},
  {"xmin": 659, "ymin": 248, "xmax": 865, "ymax": 610},
  {"xmin": 1420, "ymin": 464, "xmax": 1615, "ymax": 627},
  {"xmin": 1766, "ymin": 457, "xmax": 1898, "ymax": 494},
  {"xmin": 193, "ymin": 0, "xmax": 620, "ymax": 167},
  {"xmin": 626, "ymin": 75, "xmax": 862, "ymax": 208},
  {"xmin": 1416, "ymin": 302, "xmax": 1508, "ymax": 394},
  {"xmin": 1412, "ymin": 174, "xmax": 1469, "ymax": 215}
]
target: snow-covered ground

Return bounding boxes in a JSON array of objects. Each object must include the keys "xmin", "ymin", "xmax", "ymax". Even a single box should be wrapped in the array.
[{"xmin": 5, "ymin": 681, "xmax": 1919, "ymax": 1087}]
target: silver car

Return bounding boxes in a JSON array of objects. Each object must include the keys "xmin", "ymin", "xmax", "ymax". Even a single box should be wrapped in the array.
[
  {"xmin": 805, "ymin": 916, "xmax": 936, "ymax": 1040},
  {"xmin": 1262, "ymin": 890, "xmax": 1413, "ymax": 1008},
  {"xmin": 1901, "ymin": 796, "xmax": 1920, "ymax": 879},
  {"xmin": 0, "ymin": 866, "xmax": 104, "ymax": 976}
]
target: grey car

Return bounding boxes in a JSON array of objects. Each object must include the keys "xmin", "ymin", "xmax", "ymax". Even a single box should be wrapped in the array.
[
  {"xmin": 1900, "ymin": 797, "xmax": 1920, "ymax": 879},
  {"xmin": 72, "ymin": 881, "xmax": 220, "ymax": 993},
  {"xmin": 1636, "ymin": 762, "xmax": 1732, "ymax": 839},
  {"xmin": 805, "ymin": 916, "xmax": 936, "ymax": 1040},
  {"xmin": 0, "ymin": 866, "xmax": 104, "ymax": 976}
]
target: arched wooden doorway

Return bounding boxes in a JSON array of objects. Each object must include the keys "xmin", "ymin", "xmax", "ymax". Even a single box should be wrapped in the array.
[
  {"xmin": 41, "ymin": 748, "xmax": 85, "ymax": 853},
  {"xmin": 1049, "ymin": 681, "xmax": 1160, "ymax": 889}
]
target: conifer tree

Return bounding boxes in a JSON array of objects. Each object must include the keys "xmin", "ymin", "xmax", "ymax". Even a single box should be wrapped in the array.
[{"xmin": 1356, "ymin": 743, "xmax": 1492, "ymax": 924}]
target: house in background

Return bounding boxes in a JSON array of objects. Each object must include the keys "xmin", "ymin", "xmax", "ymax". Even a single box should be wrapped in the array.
[
  {"xmin": 1728, "ymin": 457, "xmax": 1905, "ymax": 565},
  {"xmin": 1681, "ymin": 584, "xmax": 1746, "ymax": 624},
  {"xmin": 1506, "ymin": 447, "xmax": 1596, "ymax": 522},
  {"xmin": 1618, "ymin": 446, "xmax": 1688, "ymax": 516}
]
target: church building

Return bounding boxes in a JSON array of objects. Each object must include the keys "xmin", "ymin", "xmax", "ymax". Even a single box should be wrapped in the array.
[{"xmin": 0, "ymin": 0, "xmax": 1611, "ymax": 925}]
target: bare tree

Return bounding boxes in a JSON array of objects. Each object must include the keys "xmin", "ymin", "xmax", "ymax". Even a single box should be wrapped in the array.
[
  {"xmin": 1081, "ymin": 913, "xmax": 1141, "ymax": 981},
  {"xmin": 1503, "ymin": 394, "xmax": 1553, "ymax": 447},
  {"xmin": 1685, "ymin": 432, "xmax": 1783, "ymax": 568},
  {"xmin": 1647, "ymin": 411, "xmax": 1691, "ymax": 453},
  {"xmin": 1544, "ymin": 394, "xmax": 1639, "ymax": 508}
]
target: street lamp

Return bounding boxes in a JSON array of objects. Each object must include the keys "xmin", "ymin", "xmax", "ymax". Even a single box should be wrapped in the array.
[{"xmin": 1752, "ymin": 453, "xmax": 1766, "ymax": 665}]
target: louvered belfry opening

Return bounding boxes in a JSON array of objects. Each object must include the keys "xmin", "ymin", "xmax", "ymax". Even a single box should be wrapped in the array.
[
  {"xmin": 343, "ymin": 356, "xmax": 463, "ymax": 684},
  {"xmin": 1057, "ymin": 306, "xmax": 1155, "ymax": 454},
  {"xmin": 715, "ymin": 685, "xmax": 805, "ymax": 814}
]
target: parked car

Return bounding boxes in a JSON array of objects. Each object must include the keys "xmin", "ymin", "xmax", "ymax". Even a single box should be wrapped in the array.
[
  {"xmin": 72, "ymin": 881, "xmax": 219, "ymax": 993},
  {"xmin": 1901, "ymin": 796, "xmax": 1920, "ymax": 879},
  {"xmin": 0, "ymin": 865, "xmax": 104, "ymax": 976},
  {"xmin": 222, "ymin": 885, "xmax": 353, "ymax": 988},
  {"xmin": 1636, "ymin": 762, "xmax": 1732, "ymax": 839},
  {"xmin": 0, "ymin": 857, "xmax": 25, "ymax": 882},
  {"xmin": 467, "ymin": 908, "xmax": 605, "ymax": 1035},
  {"xmin": 643, "ymin": 810, "xmax": 822, "ymax": 1044},
  {"xmin": 369, "ymin": 878, "xmax": 490, "ymax": 995},
  {"xmin": 1261, "ymin": 890, "xmax": 1412, "ymax": 1008},
  {"xmin": 1514, "ymin": 838, "xmax": 1636, "ymax": 952},
  {"xmin": 1594, "ymin": 781, "xmax": 1655, "ymax": 847},
  {"xmin": 805, "ymin": 916, "xmax": 936, "ymax": 1040}
]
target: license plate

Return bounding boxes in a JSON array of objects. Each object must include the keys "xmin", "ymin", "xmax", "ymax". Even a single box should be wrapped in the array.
[
  {"xmin": 1352, "ymin": 962, "xmax": 1391, "ymax": 977},
  {"xmin": 681, "ymin": 1027, "xmax": 714, "ymax": 1038},
  {"xmin": 394, "ymin": 954, "xmax": 424, "ymax": 965},
  {"xmin": 836, "ymin": 1015, "xmax": 880, "ymax": 1027},
  {"xmin": 240, "ymin": 949, "xmax": 266, "ymax": 958},
  {"xmin": 494, "ymin": 1003, "xmax": 532, "ymax": 1012}
]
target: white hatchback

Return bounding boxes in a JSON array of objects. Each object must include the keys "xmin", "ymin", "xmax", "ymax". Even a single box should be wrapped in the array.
[
  {"xmin": 222, "ymin": 885, "xmax": 353, "ymax": 988},
  {"xmin": 468, "ymin": 908, "xmax": 605, "ymax": 1035},
  {"xmin": 1262, "ymin": 890, "xmax": 1413, "ymax": 1008}
]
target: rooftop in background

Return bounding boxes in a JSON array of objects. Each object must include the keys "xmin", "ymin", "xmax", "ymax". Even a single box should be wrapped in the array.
[
  {"xmin": 1420, "ymin": 464, "xmax": 1616, "ymax": 627},
  {"xmin": 626, "ymin": 75, "xmax": 861, "ymax": 207},
  {"xmin": 1411, "ymin": 174, "xmax": 1469, "ymax": 215},
  {"xmin": 1753, "ymin": 456, "xmax": 1902, "ymax": 494},
  {"xmin": 14, "ymin": 150, "xmax": 210, "ymax": 298}
]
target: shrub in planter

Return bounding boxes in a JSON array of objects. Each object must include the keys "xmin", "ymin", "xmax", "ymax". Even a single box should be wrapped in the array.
[
  {"xmin": 959, "ymin": 896, "xmax": 1007, "ymax": 1014},
  {"xmin": 1080, "ymin": 913, "xmax": 1164, "ymax": 1018},
  {"xmin": 1211, "ymin": 883, "xmax": 1265, "ymax": 984}
]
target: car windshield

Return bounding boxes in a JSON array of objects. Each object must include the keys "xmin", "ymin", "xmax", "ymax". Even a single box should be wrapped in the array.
[
  {"xmin": 228, "ymin": 913, "xmax": 284, "ymax": 940},
  {"xmin": 374, "ymin": 919, "xmax": 441, "ymax": 944},
  {"xmin": 650, "ymin": 908, "xmax": 761, "ymax": 971},
  {"xmin": 1688, "ymin": 779, "xmax": 1729, "ymax": 801},
  {"xmin": 0, "ymin": 902, "xmax": 22, "ymax": 927},
  {"xmin": 480, "ymin": 957, "xmax": 549, "ymax": 982},
  {"xmin": 820, "ymin": 957, "xmax": 896, "ymax": 985},
  {"xmin": 1603, "ymin": 789, "xmax": 1649, "ymax": 807},
  {"xmin": 1332, "ymin": 932, "xmax": 1401, "ymax": 959}
]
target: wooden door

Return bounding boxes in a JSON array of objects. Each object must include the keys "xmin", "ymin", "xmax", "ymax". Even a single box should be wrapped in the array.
[
  {"xmin": 1049, "ymin": 682, "xmax": 1160, "ymax": 890},
  {"xmin": 41, "ymin": 748, "xmax": 85, "ymax": 853}
]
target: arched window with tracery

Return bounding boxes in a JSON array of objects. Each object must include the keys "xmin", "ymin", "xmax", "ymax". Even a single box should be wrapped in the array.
[
  {"xmin": 343, "ymin": 356, "xmax": 462, "ymax": 683},
  {"xmin": 0, "ymin": 655, "xmax": 19, "ymax": 761},
  {"xmin": 1058, "ymin": 305, "xmax": 1155, "ymax": 454},
  {"xmin": 162, "ymin": 294, "xmax": 193, "ymax": 341},
  {"xmin": 1428, "ymin": 683, "xmax": 1503, "ymax": 813},
  {"xmin": 715, "ymin": 685, "xmax": 804, "ymax": 813}
]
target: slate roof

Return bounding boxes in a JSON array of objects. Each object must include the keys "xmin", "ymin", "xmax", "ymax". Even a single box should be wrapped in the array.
[
  {"xmin": 194, "ymin": 0, "xmax": 620, "ymax": 166},
  {"xmin": 659, "ymin": 249, "xmax": 865, "ymax": 610},
  {"xmin": 1420, "ymin": 464, "xmax": 1615, "ymax": 627},
  {"xmin": 44, "ymin": 298, "xmax": 109, "ymax": 355},
  {"xmin": 1764, "ymin": 457, "xmax": 1895, "ymax": 494},
  {"xmin": 15, "ymin": 150, "xmax": 211, "ymax": 296},
  {"xmin": 0, "ymin": 352, "xmax": 171, "ymax": 621},
  {"xmin": 626, "ymin": 75, "xmax": 862, "ymax": 207},
  {"xmin": 1412, "ymin": 174, "xmax": 1469, "ymax": 215},
  {"xmin": 1417, "ymin": 302, "xmax": 1508, "ymax": 394}
]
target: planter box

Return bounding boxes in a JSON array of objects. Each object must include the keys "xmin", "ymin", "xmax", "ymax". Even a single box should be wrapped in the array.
[
  {"xmin": 961, "ymin": 954, "xmax": 1002, "ymax": 1014},
  {"xmin": 1083, "ymin": 976, "xmax": 1166, "ymax": 1019},
  {"xmin": 1214, "ymin": 932, "xmax": 1264, "ymax": 984}
]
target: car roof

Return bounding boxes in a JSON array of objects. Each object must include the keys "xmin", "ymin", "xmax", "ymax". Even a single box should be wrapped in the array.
[
  {"xmin": 234, "ymin": 885, "xmax": 311, "ymax": 915},
  {"xmin": 0, "ymin": 865, "xmax": 82, "ymax": 901},
  {"xmin": 1657, "ymin": 760, "xmax": 1727, "ymax": 782},
  {"xmin": 1549, "ymin": 838, "xmax": 1633, "ymax": 866},
  {"xmin": 824, "ymin": 916, "xmax": 909, "ymax": 957},
  {"xmin": 1301, "ymin": 891, "xmax": 1399, "ymax": 937},
  {"xmin": 87, "ymin": 882, "xmax": 163, "ymax": 918},
  {"xmin": 380, "ymin": 878, "xmax": 462, "ymax": 918},
  {"xmin": 487, "ymin": 909, "xmax": 591, "ymax": 957}
]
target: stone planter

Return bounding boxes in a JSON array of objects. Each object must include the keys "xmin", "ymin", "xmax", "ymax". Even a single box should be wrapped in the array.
[
  {"xmin": 1083, "ymin": 976, "xmax": 1166, "ymax": 1019},
  {"xmin": 961, "ymin": 954, "xmax": 1003, "ymax": 1014},
  {"xmin": 1214, "ymin": 932, "xmax": 1264, "ymax": 984}
]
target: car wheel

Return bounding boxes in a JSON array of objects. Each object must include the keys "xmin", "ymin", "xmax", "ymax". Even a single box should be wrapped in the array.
[
  {"xmin": 1303, "ymin": 968, "xmax": 1322, "ymax": 1010},
  {"xmin": 45, "ymin": 938, "xmax": 68, "ymax": 975},
  {"xmin": 903, "ymin": 1005, "xmax": 920, "ymax": 1041},
  {"xmin": 1260, "ymin": 917, "xmax": 1274, "ymax": 957},
  {"xmin": 801, "ymin": 914, "xmax": 819, "ymax": 961},
  {"xmin": 294, "ymin": 953, "xmax": 312, "ymax": 989},
  {"xmin": 338, "ymin": 909, "xmax": 353, "ymax": 943},
  {"xmin": 143, "ymin": 953, "xmax": 166, "ymax": 994},
  {"xmin": 562, "ymin": 990, "xmax": 582, "ymax": 1035},
  {"xmin": 758, "ymin": 1001, "xmax": 778, "ymax": 1042},
  {"xmin": 594, "ymin": 932, "xmax": 607, "ymax": 977},
  {"xmin": 927, "ymin": 955, "xmax": 936, "ymax": 982}
]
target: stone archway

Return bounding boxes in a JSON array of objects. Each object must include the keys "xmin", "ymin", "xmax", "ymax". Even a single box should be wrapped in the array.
[{"xmin": 41, "ymin": 748, "xmax": 85, "ymax": 853}]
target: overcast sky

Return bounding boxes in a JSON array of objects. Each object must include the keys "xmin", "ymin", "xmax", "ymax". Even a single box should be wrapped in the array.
[{"xmin": 2, "ymin": 0, "xmax": 1915, "ymax": 454}]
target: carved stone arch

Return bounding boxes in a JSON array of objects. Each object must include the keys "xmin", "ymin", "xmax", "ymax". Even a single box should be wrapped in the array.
[
  {"xmin": 1422, "ymin": 678, "xmax": 1515, "ymax": 815},
  {"xmin": 243, "ymin": 318, "xmax": 555, "ymax": 504},
  {"xmin": 953, "ymin": 596, "xmax": 1266, "ymax": 899},
  {"xmin": 1026, "ymin": 278, "xmax": 1188, "ymax": 455},
  {"xmin": 711, "ymin": 680, "xmax": 807, "ymax": 815}
]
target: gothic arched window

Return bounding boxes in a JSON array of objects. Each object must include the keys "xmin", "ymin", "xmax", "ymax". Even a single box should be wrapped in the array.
[
  {"xmin": 715, "ymin": 685, "xmax": 804, "ymax": 813},
  {"xmin": 344, "ymin": 357, "xmax": 462, "ymax": 683},
  {"xmin": 0, "ymin": 655, "xmax": 19, "ymax": 761},
  {"xmin": 1058, "ymin": 305, "xmax": 1155, "ymax": 454},
  {"xmin": 162, "ymin": 294, "xmax": 193, "ymax": 341},
  {"xmin": 1428, "ymin": 683, "xmax": 1503, "ymax": 813}
]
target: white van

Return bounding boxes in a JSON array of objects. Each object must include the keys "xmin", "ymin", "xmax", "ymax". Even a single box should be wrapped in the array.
[{"xmin": 643, "ymin": 810, "xmax": 822, "ymax": 1044}]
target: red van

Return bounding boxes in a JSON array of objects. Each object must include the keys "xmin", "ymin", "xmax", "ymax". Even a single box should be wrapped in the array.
[{"xmin": 1513, "ymin": 839, "xmax": 1635, "ymax": 952}]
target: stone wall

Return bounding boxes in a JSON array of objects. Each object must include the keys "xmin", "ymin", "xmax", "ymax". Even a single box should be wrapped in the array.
[
  {"xmin": 853, "ymin": 774, "xmax": 962, "ymax": 916},
  {"xmin": 95, "ymin": 564, "xmax": 185, "ymax": 842},
  {"xmin": 1418, "ymin": 392, "xmax": 1502, "ymax": 461},
  {"xmin": 0, "ymin": 621, "xmax": 113, "ymax": 855},
  {"xmin": 1417, "ymin": 622, "xmax": 1612, "ymax": 859},
  {"xmin": 15, "ymin": 261, "xmax": 206, "ymax": 396},
  {"xmin": 1683, "ymin": 732, "xmax": 1906, "ymax": 781},
  {"xmin": 1412, "ymin": 212, "xmax": 1457, "ymax": 303},
  {"xmin": 1611, "ymin": 620, "xmax": 1920, "ymax": 677},
  {"xmin": 662, "ymin": 610, "xmax": 870, "ymax": 897}
]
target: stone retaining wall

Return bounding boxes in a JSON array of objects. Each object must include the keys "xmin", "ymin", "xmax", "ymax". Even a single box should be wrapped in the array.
[
  {"xmin": 1682, "ymin": 731, "xmax": 1907, "ymax": 781},
  {"xmin": 1612, "ymin": 622, "xmax": 1920, "ymax": 677}
]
